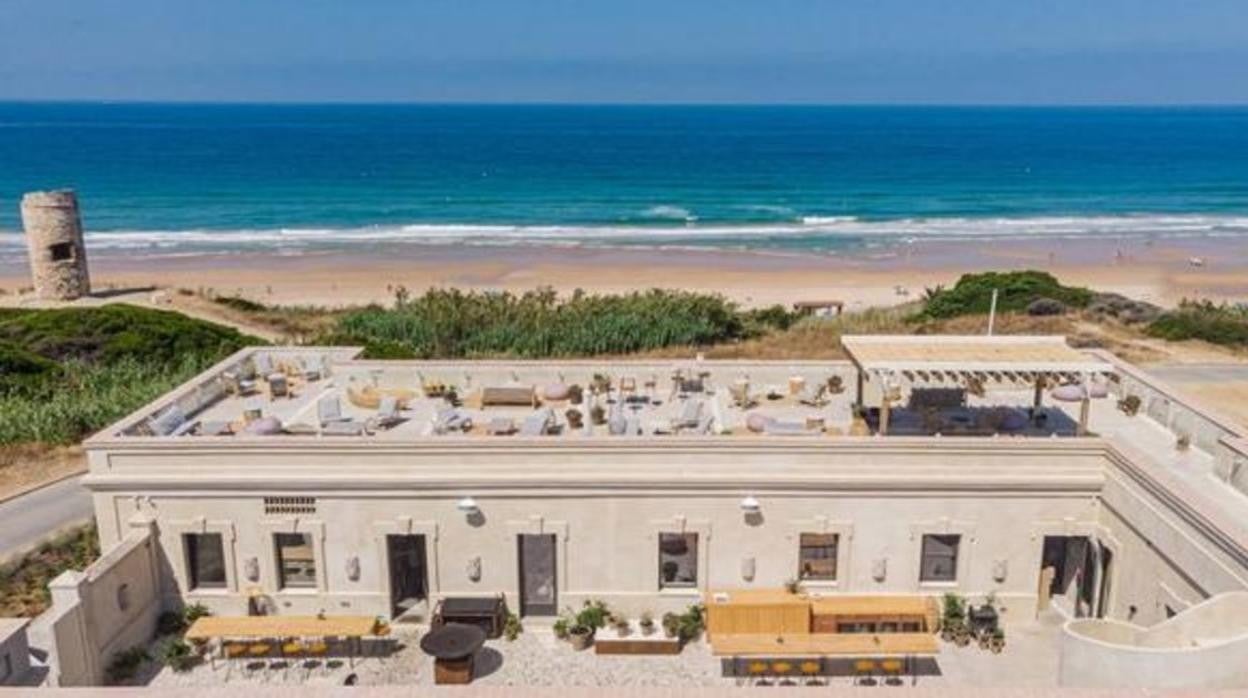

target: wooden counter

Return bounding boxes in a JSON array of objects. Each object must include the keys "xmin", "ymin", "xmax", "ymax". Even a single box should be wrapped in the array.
[
  {"xmin": 185, "ymin": 615, "xmax": 376, "ymax": 640},
  {"xmin": 710, "ymin": 632, "xmax": 939, "ymax": 657}
]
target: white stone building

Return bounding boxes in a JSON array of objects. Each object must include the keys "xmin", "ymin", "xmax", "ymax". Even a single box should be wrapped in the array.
[{"xmin": 46, "ymin": 336, "xmax": 1248, "ymax": 687}]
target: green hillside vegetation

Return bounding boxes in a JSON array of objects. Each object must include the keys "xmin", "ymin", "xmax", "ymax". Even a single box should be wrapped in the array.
[
  {"xmin": 914, "ymin": 271, "xmax": 1094, "ymax": 320},
  {"xmin": 1147, "ymin": 300, "xmax": 1248, "ymax": 347},
  {"xmin": 322, "ymin": 287, "xmax": 795, "ymax": 359},
  {"xmin": 0, "ymin": 305, "xmax": 262, "ymax": 445}
]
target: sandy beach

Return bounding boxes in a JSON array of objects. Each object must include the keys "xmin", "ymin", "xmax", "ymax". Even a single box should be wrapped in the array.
[{"xmin": 3, "ymin": 235, "xmax": 1246, "ymax": 311}]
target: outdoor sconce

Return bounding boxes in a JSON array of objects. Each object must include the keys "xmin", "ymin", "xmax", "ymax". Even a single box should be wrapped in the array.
[
  {"xmin": 739, "ymin": 496, "xmax": 761, "ymax": 513},
  {"xmin": 741, "ymin": 556, "xmax": 756, "ymax": 582},
  {"xmin": 466, "ymin": 556, "xmax": 482, "ymax": 582},
  {"xmin": 244, "ymin": 556, "xmax": 260, "ymax": 582},
  {"xmin": 457, "ymin": 496, "xmax": 479, "ymax": 515},
  {"xmin": 345, "ymin": 555, "xmax": 360, "ymax": 582},
  {"xmin": 992, "ymin": 559, "xmax": 1008, "ymax": 583},
  {"xmin": 872, "ymin": 558, "xmax": 887, "ymax": 582}
]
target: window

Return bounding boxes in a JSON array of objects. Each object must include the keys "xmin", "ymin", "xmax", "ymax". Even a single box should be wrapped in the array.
[
  {"xmin": 658, "ymin": 532, "xmax": 698, "ymax": 588},
  {"xmin": 798, "ymin": 533, "xmax": 838, "ymax": 580},
  {"xmin": 919, "ymin": 534, "xmax": 961, "ymax": 582},
  {"xmin": 274, "ymin": 532, "xmax": 316, "ymax": 589},
  {"xmin": 185, "ymin": 533, "xmax": 227, "ymax": 590},
  {"xmin": 48, "ymin": 242, "xmax": 74, "ymax": 261}
]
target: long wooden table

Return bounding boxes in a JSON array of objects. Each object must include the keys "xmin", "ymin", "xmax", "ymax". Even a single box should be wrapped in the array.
[
  {"xmin": 184, "ymin": 615, "xmax": 377, "ymax": 641},
  {"xmin": 705, "ymin": 590, "xmax": 938, "ymax": 637},
  {"xmin": 709, "ymin": 631, "xmax": 939, "ymax": 657}
]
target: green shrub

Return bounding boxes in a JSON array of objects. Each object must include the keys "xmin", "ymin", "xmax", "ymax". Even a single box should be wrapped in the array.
[
  {"xmin": 575, "ymin": 599, "xmax": 611, "ymax": 631},
  {"xmin": 106, "ymin": 646, "xmax": 149, "ymax": 683},
  {"xmin": 156, "ymin": 611, "xmax": 187, "ymax": 636},
  {"xmin": 322, "ymin": 287, "xmax": 760, "ymax": 358},
  {"xmin": 503, "ymin": 611, "xmax": 523, "ymax": 641},
  {"xmin": 1147, "ymin": 300, "xmax": 1248, "ymax": 347},
  {"xmin": 0, "ymin": 304, "xmax": 261, "ymax": 366},
  {"xmin": 160, "ymin": 639, "xmax": 197, "ymax": 672},
  {"xmin": 183, "ymin": 603, "xmax": 212, "ymax": 624},
  {"xmin": 915, "ymin": 271, "xmax": 1093, "ymax": 320},
  {"xmin": 0, "ymin": 524, "xmax": 100, "ymax": 617}
]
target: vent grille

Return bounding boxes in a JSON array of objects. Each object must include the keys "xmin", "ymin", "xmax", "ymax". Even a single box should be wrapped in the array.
[{"xmin": 264, "ymin": 496, "xmax": 316, "ymax": 515}]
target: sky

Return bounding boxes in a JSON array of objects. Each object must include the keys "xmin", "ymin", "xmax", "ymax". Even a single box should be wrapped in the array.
[{"xmin": 1, "ymin": 0, "xmax": 1247, "ymax": 104}]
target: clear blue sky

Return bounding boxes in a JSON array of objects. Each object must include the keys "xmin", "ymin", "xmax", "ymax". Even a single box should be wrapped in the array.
[{"xmin": 2, "ymin": 0, "xmax": 1247, "ymax": 104}]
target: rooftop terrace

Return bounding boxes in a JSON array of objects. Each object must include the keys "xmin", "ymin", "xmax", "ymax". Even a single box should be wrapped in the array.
[{"xmin": 100, "ymin": 338, "xmax": 1126, "ymax": 445}]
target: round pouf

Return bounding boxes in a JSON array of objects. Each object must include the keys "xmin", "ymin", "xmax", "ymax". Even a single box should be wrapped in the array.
[
  {"xmin": 542, "ymin": 383, "xmax": 572, "ymax": 401},
  {"xmin": 745, "ymin": 413, "xmax": 774, "ymax": 433},
  {"xmin": 1050, "ymin": 384, "xmax": 1085, "ymax": 402}
]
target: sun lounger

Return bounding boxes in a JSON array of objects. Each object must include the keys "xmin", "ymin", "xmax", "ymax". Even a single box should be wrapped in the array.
[
  {"xmin": 254, "ymin": 353, "xmax": 274, "ymax": 377},
  {"xmin": 223, "ymin": 371, "xmax": 258, "ymax": 397},
  {"xmin": 196, "ymin": 420, "xmax": 234, "ymax": 436},
  {"xmin": 765, "ymin": 420, "xmax": 818, "ymax": 436},
  {"xmin": 301, "ymin": 355, "xmax": 326, "ymax": 382},
  {"xmin": 367, "ymin": 395, "xmax": 405, "ymax": 430},
  {"xmin": 519, "ymin": 408, "xmax": 555, "ymax": 436},
  {"xmin": 481, "ymin": 386, "xmax": 538, "ymax": 408},
  {"xmin": 318, "ymin": 396, "xmax": 351, "ymax": 424},
  {"xmin": 797, "ymin": 383, "xmax": 829, "ymax": 407},
  {"xmin": 671, "ymin": 400, "xmax": 703, "ymax": 432},
  {"xmin": 432, "ymin": 407, "xmax": 473, "ymax": 434},
  {"xmin": 321, "ymin": 420, "xmax": 365, "ymax": 436},
  {"xmin": 486, "ymin": 417, "xmax": 517, "ymax": 436},
  {"xmin": 607, "ymin": 403, "xmax": 629, "ymax": 436},
  {"xmin": 148, "ymin": 405, "xmax": 193, "ymax": 436}
]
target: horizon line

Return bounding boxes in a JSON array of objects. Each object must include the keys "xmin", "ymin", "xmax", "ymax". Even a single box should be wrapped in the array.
[{"xmin": 3, "ymin": 99, "xmax": 1248, "ymax": 109}]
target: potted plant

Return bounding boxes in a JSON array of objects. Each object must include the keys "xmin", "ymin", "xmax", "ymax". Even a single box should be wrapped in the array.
[
  {"xmin": 661, "ymin": 612, "xmax": 680, "ymax": 639},
  {"xmin": 567, "ymin": 621, "xmax": 594, "ymax": 651},
  {"xmin": 613, "ymin": 615, "xmax": 631, "ymax": 638},
  {"xmin": 1118, "ymin": 394, "xmax": 1141, "ymax": 416},
  {"xmin": 503, "ymin": 612, "xmax": 523, "ymax": 642},
  {"xmin": 939, "ymin": 592, "xmax": 967, "ymax": 644},
  {"xmin": 783, "ymin": 577, "xmax": 800, "ymax": 594},
  {"xmin": 566, "ymin": 409, "xmax": 584, "ymax": 430},
  {"xmin": 1176, "ymin": 433, "xmax": 1191, "ymax": 451},
  {"xmin": 590, "ymin": 404, "xmax": 607, "ymax": 425},
  {"xmin": 639, "ymin": 612, "xmax": 656, "ymax": 636},
  {"xmin": 988, "ymin": 627, "xmax": 1006, "ymax": 654},
  {"xmin": 160, "ymin": 639, "xmax": 198, "ymax": 673},
  {"xmin": 552, "ymin": 616, "xmax": 570, "ymax": 640},
  {"xmin": 568, "ymin": 384, "xmax": 584, "ymax": 405},
  {"xmin": 676, "ymin": 604, "xmax": 705, "ymax": 643},
  {"xmin": 592, "ymin": 374, "xmax": 612, "ymax": 395}
]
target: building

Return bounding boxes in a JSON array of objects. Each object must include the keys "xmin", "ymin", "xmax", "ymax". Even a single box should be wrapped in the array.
[
  {"xmin": 20, "ymin": 189, "xmax": 91, "ymax": 301},
  {"xmin": 52, "ymin": 336, "xmax": 1248, "ymax": 686}
]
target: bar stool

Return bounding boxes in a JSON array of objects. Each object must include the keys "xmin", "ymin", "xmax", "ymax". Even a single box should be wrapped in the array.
[
  {"xmin": 304, "ymin": 639, "xmax": 330, "ymax": 677},
  {"xmin": 280, "ymin": 638, "xmax": 303, "ymax": 677},
  {"xmin": 799, "ymin": 659, "xmax": 823, "ymax": 686},
  {"xmin": 370, "ymin": 620, "xmax": 392, "ymax": 663},
  {"xmin": 880, "ymin": 658, "xmax": 905, "ymax": 686},
  {"xmin": 247, "ymin": 641, "xmax": 272, "ymax": 679},
  {"xmin": 771, "ymin": 660, "xmax": 794, "ymax": 686},
  {"xmin": 746, "ymin": 659, "xmax": 770, "ymax": 686},
  {"xmin": 223, "ymin": 641, "xmax": 248, "ymax": 680},
  {"xmin": 853, "ymin": 658, "xmax": 877, "ymax": 686}
]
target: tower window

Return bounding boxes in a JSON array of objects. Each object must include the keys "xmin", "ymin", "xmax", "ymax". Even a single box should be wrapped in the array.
[{"xmin": 49, "ymin": 242, "xmax": 75, "ymax": 261}]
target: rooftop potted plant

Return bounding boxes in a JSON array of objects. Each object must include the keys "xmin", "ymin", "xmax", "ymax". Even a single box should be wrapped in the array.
[
  {"xmin": 639, "ymin": 612, "xmax": 656, "ymax": 636},
  {"xmin": 661, "ymin": 612, "xmax": 680, "ymax": 639},
  {"xmin": 612, "ymin": 614, "xmax": 631, "ymax": 638}
]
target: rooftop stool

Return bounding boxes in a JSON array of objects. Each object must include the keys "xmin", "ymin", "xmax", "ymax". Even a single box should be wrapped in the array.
[
  {"xmin": 799, "ymin": 659, "xmax": 823, "ymax": 686},
  {"xmin": 853, "ymin": 658, "xmax": 877, "ymax": 686},
  {"xmin": 223, "ymin": 641, "xmax": 248, "ymax": 679},
  {"xmin": 771, "ymin": 659, "xmax": 795, "ymax": 686},
  {"xmin": 880, "ymin": 657, "xmax": 905, "ymax": 686},
  {"xmin": 281, "ymin": 639, "xmax": 303, "ymax": 677},
  {"xmin": 304, "ymin": 639, "xmax": 330, "ymax": 676},
  {"xmin": 745, "ymin": 659, "xmax": 770, "ymax": 686}
]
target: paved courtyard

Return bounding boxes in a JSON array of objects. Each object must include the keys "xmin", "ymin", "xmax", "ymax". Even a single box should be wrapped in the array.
[{"xmin": 138, "ymin": 613, "xmax": 1063, "ymax": 689}]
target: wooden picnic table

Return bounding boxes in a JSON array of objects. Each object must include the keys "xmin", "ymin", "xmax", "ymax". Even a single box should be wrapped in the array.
[
  {"xmin": 709, "ymin": 631, "xmax": 939, "ymax": 657},
  {"xmin": 185, "ymin": 614, "xmax": 376, "ymax": 641}
]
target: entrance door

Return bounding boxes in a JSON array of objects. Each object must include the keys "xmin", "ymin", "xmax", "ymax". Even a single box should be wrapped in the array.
[
  {"xmin": 518, "ymin": 534, "xmax": 557, "ymax": 616},
  {"xmin": 387, "ymin": 534, "xmax": 427, "ymax": 618}
]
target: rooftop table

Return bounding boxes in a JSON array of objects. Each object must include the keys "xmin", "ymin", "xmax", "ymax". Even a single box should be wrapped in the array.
[
  {"xmin": 705, "ymin": 590, "xmax": 938, "ymax": 637},
  {"xmin": 184, "ymin": 614, "xmax": 376, "ymax": 641},
  {"xmin": 710, "ymin": 631, "xmax": 939, "ymax": 657}
]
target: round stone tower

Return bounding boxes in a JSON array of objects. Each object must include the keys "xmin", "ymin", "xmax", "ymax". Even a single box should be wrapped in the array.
[{"xmin": 21, "ymin": 189, "xmax": 91, "ymax": 300}]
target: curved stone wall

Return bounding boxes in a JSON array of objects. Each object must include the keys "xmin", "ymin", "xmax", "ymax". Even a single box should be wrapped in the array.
[{"xmin": 1059, "ymin": 591, "xmax": 1248, "ymax": 689}]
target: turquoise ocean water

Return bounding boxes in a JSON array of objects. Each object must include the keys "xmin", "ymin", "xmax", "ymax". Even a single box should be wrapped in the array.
[{"xmin": 1, "ymin": 103, "xmax": 1247, "ymax": 261}]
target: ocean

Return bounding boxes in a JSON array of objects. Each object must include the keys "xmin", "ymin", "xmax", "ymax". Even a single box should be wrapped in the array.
[{"xmin": 1, "ymin": 103, "xmax": 1247, "ymax": 260}]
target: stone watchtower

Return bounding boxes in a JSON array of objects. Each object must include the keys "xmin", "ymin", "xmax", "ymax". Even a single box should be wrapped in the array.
[{"xmin": 21, "ymin": 189, "xmax": 91, "ymax": 300}]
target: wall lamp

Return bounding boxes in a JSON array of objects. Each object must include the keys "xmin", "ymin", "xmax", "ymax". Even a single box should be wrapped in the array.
[
  {"xmin": 456, "ymin": 496, "xmax": 479, "ymax": 515},
  {"xmin": 739, "ymin": 495, "xmax": 761, "ymax": 513}
]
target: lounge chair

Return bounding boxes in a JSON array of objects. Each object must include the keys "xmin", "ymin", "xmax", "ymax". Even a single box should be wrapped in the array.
[
  {"xmin": 318, "ymin": 396, "xmax": 366, "ymax": 436},
  {"xmin": 765, "ymin": 420, "xmax": 817, "ymax": 436},
  {"xmin": 223, "ymin": 371, "xmax": 258, "ymax": 397},
  {"xmin": 318, "ymin": 395, "xmax": 351, "ymax": 424},
  {"xmin": 367, "ymin": 396, "xmax": 405, "ymax": 431},
  {"xmin": 254, "ymin": 353, "xmax": 275, "ymax": 377},
  {"xmin": 486, "ymin": 417, "xmax": 516, "ymax": 436},
  {"xmin": 607, "ymin": 403, "xmax": 629, "ymax": 436},
  {"xmin": 671, "ymin": 399, "xmax": 703, "ymax": 432},
  {"xmin": 519, "ymin": 408, "xmax": 555, "ymax": 436},
  {"xmin": 729, "ymin": 382, "xmax": 758, "ymax": 409},
  {"xmin": 148, "ymin": 405, "xmax": 195, "ymax": 436},
  {"xmin": 797, "ymin": 383, "xmax": 829, "ymax": 407},
  {"xmin": 432, "ymin": 408, "xmax": 473, "ymax": 434},
  {"xmin": 301, "ymin": 355, "xmax": 326, "ymax": 382}
]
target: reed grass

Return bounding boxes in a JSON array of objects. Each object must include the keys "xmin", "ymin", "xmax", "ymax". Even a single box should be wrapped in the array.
[
  {"xmin": 0, "ymin": 355, "xmax": 219, "ymax": 445},
  {"xmin": 324, "ymin": 287, "xmax": 788, "ymax": 358}
]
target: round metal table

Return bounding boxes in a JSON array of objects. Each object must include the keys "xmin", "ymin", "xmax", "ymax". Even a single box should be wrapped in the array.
[{"xmin": 421, "ymin": 623, "xmax": 486, "ymax": 684}]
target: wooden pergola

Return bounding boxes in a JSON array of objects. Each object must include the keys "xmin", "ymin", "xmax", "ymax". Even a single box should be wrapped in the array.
[{"xmin": 840, "ymin": 335, "xmax": 1116, "ymax": 436}]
